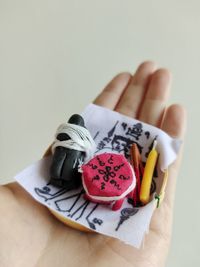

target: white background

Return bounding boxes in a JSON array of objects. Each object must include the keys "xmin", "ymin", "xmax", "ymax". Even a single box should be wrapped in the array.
[{"xmin": 0, "ymin": 1, "xmax": 199, "ymax": 266}]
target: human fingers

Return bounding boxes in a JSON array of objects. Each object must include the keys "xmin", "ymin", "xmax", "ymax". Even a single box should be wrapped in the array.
[
  {"xmin": 93, "ymin": 73, "xmax": 132, "ymax": 109},
  {"xmin": 138, "ymin": 69, "xmax": 171, "ymax": 127},
  {"xmin": 161, "ymin": 104, "xmax": 187, "ymax": 207},
  {"xmin": 115, "ymin": 61, "xmax": 157, "ymax": 117}
]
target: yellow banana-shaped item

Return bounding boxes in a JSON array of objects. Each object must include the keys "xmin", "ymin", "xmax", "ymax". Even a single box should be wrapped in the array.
[{"xmin": 140, "ymin": 140, "xmax": 158, "ymax": 205}]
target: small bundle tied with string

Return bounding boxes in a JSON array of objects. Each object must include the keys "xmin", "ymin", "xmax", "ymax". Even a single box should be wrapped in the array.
[{"xmin": 51, "ymin": 122, "xmax": 96, "ymax": 163}]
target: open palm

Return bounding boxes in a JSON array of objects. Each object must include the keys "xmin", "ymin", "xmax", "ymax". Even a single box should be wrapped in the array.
[{"xmin": 0, "ymin": 62, "xmax": 186, "ymax": 267}]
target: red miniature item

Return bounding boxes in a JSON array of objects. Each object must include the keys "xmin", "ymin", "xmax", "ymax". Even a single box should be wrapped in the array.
[{"xmin": 81, "ymin": 153, "xmax": 136, "ymax": 211}]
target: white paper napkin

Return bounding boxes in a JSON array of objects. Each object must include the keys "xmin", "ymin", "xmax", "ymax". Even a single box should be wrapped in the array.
[{"xmin": 15, "ymin": 104, "xmax": 181, "ymax": 248}]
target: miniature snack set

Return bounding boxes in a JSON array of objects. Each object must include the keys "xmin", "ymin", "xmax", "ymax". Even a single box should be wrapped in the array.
[
  {"xmin": 15, "ymin": 104, "xmax": 181, "ymax": 248},
  {"xmin": 49, "ymin": 114, "xmax": 158, "ymax": 212}
]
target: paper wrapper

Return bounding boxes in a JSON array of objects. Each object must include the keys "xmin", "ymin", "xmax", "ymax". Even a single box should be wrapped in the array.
[{"xmin": 15, "ymin": 104, "xmax": 181, "ymax": 248}]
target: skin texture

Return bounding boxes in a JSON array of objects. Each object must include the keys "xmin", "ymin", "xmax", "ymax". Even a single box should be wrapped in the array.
[{"xmin": 0, "ymin": 61, "xmax": 186, "ymax": 267}]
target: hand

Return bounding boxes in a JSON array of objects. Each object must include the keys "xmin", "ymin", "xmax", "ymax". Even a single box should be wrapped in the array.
[{"xmin": 0, "ymin": 62, "xmax": 186, "ymax": 267}]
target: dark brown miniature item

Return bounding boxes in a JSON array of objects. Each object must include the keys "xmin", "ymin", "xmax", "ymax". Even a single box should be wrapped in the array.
[{"xmin": 49, "ymin": 114, "xmax": 86, "ymax": 190}]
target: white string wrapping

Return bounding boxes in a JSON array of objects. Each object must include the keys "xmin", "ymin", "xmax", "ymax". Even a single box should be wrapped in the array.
[{"xmin": 51, "ymin": 123, "xmax": 96, "ymax": 162}]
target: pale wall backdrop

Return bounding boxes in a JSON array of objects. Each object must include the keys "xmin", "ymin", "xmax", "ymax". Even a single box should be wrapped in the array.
[{"xmin": 0, "ymin": 1, "xmax": 199, "ymax": 266}]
